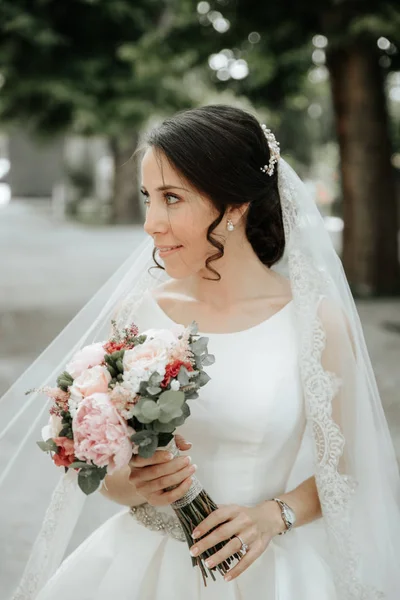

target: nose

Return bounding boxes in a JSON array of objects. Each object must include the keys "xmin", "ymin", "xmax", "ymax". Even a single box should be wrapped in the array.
[{"xmin": 143, "ymin": 199, "xmax": 169, "ymax": 238}]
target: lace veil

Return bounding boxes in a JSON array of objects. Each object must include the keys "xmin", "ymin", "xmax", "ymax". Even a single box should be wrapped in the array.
[{"xmin": 0, "ymin": 158, "xmax": 399, "ymax": 599}]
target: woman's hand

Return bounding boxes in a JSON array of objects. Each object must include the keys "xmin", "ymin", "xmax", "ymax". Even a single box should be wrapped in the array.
[
  {"xmin": 188, "ymin": 502, "xmax": 283, "ymax": 582},
  {"xmin": 129, "ymin": 434, "xmax": 197, "ymax": 507}
]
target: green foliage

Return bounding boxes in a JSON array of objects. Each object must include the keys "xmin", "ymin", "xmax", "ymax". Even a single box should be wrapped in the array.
[
  {"xmin": 77, "ymin": 465, "xmax": 107, "ymax": 495},
  {"xmin": 56, "ymin": 370, "xmax": 74, "ymax": 391},
  {"xmin": 0, "ymin": 0, "xmax": 200, "ymax": 136}
]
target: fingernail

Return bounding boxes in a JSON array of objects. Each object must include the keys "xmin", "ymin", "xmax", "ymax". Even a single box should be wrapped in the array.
[
  {"xmin": 205, "ymin": 559, "xmax": 214, "ymax": 568},
  {"xmin": 190, "ymin": 464, "xmax": 198, "ymax": 472},
  {"xmin": 186, "ymin": 441, "xmax": 193, "ymax": 447},
  {"xmin": 167, "ymin": 453, "xmax": 174, "ymax": 460},
  {"xmin": 191, "ymin": 530, "xmax": 200, "ymax": 539},
  {"xmin": 185, "ymin": 456, "xmax": 192, "ymax": 465},
  {"xmin": 189, "ymin": 547, "xmax": 199, "ymax": 556},
  {"xmin": 225, "ymin": 575, "xmax": 232, "ymax": 582}
]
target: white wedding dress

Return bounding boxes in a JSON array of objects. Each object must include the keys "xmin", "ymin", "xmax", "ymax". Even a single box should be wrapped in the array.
[{"xmin": 35, "ymin": 289, "xmax": 338, "ymax": 600}]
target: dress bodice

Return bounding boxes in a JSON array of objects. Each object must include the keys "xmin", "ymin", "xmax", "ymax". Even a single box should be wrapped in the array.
[{"xmin": 130, "ymin": 289, "xmax": 308, "ymax": 508}]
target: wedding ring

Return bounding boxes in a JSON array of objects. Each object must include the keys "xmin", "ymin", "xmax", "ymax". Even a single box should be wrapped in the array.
[{"xmin": 234, "ymin": 534, "xmax": 249, "ymax": 557}]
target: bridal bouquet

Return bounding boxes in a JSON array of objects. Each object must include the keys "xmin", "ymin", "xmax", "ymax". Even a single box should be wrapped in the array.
[{"xmin": 29, "ymin": 318, "xmax": 241, "ymax": 585}]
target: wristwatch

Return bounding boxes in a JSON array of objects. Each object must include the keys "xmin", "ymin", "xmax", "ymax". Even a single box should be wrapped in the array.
[{"xmin": 272, "ymin": 498, "xmax": 296, "ymax": 535}]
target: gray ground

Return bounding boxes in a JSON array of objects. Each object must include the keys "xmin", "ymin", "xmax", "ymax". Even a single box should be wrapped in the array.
[{"xmin": 1, "ymin": 199, "xmax": 399, "ymax": 595}]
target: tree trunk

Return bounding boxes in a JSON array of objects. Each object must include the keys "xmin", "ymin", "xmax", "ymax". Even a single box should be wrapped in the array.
[
  {"xmin": 110, "ymin": 132, "xmax": 142, "ymax": 224},
  {"xmin": 327, "ymin": 40, "xmax": 399, "ymax": 297}
]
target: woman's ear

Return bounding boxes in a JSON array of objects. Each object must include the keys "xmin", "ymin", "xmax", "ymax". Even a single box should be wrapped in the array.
[{"xmin": 227, "ymin": 202, "xmax": 250, "ymax": 226}]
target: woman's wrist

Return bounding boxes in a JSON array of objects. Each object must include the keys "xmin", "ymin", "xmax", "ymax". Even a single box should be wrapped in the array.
[{"xmin": 255, "ymin": 499, "xmax": 287, "ymax": 537}]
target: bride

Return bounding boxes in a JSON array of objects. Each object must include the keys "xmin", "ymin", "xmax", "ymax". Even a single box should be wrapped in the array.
[{"xmin": 1, "ymin": 105, "xmax": 399, "ymax": 599}]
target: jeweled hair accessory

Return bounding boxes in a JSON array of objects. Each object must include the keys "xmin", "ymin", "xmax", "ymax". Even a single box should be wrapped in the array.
[{"xmin": 260, "ymin": 124, "xmax": 280, "ymax": 176}]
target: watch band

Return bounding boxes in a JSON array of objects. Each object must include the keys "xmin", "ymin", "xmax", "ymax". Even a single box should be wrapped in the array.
[{"xmin": 272, "ymin": 498, "xmax": 295, "ymax": 535}]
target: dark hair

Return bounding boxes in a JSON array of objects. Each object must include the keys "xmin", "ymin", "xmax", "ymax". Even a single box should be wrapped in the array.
[{"xmin": 144, "ymin": 104, "xmax": 285, "ymax": 281}]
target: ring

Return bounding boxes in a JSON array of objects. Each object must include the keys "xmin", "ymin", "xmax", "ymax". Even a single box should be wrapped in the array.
[{"xmin": 234, "ymin": 534, "xmax": 249, "ymax": 557}]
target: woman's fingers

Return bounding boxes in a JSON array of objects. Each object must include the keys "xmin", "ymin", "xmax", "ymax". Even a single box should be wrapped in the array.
[
  {"xmin": 136, "ymin": 461, "xmax": 197, "ymax": 495},
  {"xmin": 151, "ymin": 473, "xmax": 194, "ymax": 506},
  {"xmin": 175, "ymin": 434, "xmax": 192, "ymax": 450},
  {"xmin": 130, "ymin": 450, "xmax": 173, "ymax": 468}
]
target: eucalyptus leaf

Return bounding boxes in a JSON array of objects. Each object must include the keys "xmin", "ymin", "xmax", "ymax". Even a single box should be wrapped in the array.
[
  {"xmin": 152, "ymin": 420, "xmax": 176, "ymax": 433},
  {"xmin": 177, "ymin": 365, "xmax": 190, "ymax": 386},
  {"xmin": 188, "ymin": 321, "xmax": 199, "ymax": 335},
  {"xmin": 185, "ymin": 390, "xmax": 199, "ymax": 400},
  {"xmin": 158, "ymin": 390, "xmax": 185, "ymax": 410},
  {"xmin": 78, "ymin": 468, "xmax": 104, "ymax": 495},
  {"xmin": 158, "ymin": 406, "xmax": 183, "ymax": 423},
  {"xmin": 130, "ymin": 430, "xmax": 159, "ymax": 458},
  {"xmin": 190, "ymin": 337, "xmax": 209, "ymax": 355},
  {"xmin": 141, "ymin": 400, "xmax": 160, "ymax": 420},
  {"xmin": 147, "ymin": 386, "xmax": 162, "ymax": 395},
  {"xmin": 149, "ymin": 372, "xmax": 163, "ymax": 386},
  {"xmin": 197, "ymin": 371, "xmax": 211, "ymax": 387},
  {"xmin": 69, "ymin": 461, "xmax": 91, "ymax": 469},
  {"xmin": 201, "ymin": 353, "xmax": 215, "ymax": 366}
]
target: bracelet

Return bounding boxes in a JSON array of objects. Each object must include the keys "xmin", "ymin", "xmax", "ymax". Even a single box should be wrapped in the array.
[{"xmin": 272, "ymin": 498, "xmax": 296, "ymax": 535}]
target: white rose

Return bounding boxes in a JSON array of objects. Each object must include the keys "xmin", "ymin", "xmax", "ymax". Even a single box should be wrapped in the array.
[
  {"xmin": 122, "ymin": 337, "xmax": 170, "ymax": 393},
  {"xmin": 68, "ymin": 365, "xmax": 111, "ymax": 417},
  {"xmin": 41, "ymin": 414, "xmax": 63, "ymax": 441},
  {"xmin": 66, "ymin": 342, "xmax": 106, "ymax": 379}
]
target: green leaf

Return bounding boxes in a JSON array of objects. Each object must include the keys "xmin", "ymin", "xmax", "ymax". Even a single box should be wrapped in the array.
[
  {"xmin": 157, "ymin": 390, "xmax": 185, "ymax": 422},
  {"xmin": 132, "ymin": 397, "xmax": 158, "ymax": 423},
  {"xmin": 188, "ymin": 321, "xmax": 198, "ymax": 335},
  {"xmin": 131, "ymin": 430, "xmax": 159, "ymax": 458},
  {"xmin": 78, "ymin": 467, "xmax": 106, "ymax": 495},
  {"xmin": 149, "ymin": 372, "xmax": 163, "ymax": 386},
  {"xmin": 69, "ymin": 461, "xmax": 92, "ymax": 469},
  {"xmin": 147, "ymin": 386, "xmax": 162, "ymax": 395},
  {"xmin": 190, "ymin": 337, "xmax": 209, "ymax": 355},
  {"xmin": 177, "ymin": 365, "xmax": 190, "ymax": 386},
  {"xmin": 201, "ymin": 353, "xmax": 215, "ymax": 366},
  {"xmin": 141, "ymin": 400, "xmax": 160, "ymax": 420},
  {"xmin": 37, "ymin": 440, "xmax": 58, "ymax": 452},
  {"xmin": 197, "ymin": 371, "xmax": 211, "ymax": 387},
  {"xmin": 152, "ymin": 420, "xmax": 176, "ymax": 433}
]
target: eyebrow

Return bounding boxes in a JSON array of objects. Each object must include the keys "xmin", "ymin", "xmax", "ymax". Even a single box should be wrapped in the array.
[{"xmin": 140, "ymin": 184, "xmax": 190, "ymax": 192}]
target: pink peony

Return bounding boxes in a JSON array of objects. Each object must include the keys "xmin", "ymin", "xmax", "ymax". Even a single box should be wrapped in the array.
[
  {"xmin": 66, "ymin": 343, "xmax": 106, "ymax": 379},
  {"xmin": 72, "ymin": 393, "xmax": 133, "ymax": 474},
  {"xmin": 68, "ymin": 365, "xmax": 111, "ymax": 417}
]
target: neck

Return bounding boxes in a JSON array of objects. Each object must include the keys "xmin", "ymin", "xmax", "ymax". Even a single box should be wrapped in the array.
[{"xmin": 186, "ymin": 233, "xmax": 288, "ymax": 310}]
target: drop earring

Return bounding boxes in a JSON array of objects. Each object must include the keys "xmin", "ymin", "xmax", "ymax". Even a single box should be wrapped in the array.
[{"xmin": 227, "ymin": 219, "xmax": 235, "ymax": 232}]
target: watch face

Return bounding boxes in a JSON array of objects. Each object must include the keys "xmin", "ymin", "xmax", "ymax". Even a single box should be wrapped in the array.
[{"xmin": 283, "ymin": 506, "xmax": 296, "ymax": 526}]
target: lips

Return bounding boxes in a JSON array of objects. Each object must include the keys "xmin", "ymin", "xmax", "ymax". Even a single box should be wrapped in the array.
[{"xmin": 156, "ymin": 245, "xmax": 183, "ymax": 251}]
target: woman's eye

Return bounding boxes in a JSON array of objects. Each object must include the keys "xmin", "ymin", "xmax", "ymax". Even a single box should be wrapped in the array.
[
  {"xmin": 140, "ymin": 190, "xmax": 150, "ymax": 205},
  {"xmin": 164, "ymin": 193, "xmax": 180, "ymax": 205}
]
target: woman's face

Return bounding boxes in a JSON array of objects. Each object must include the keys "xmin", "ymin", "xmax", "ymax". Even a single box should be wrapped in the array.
[{"xmin": 141, "ymin": 147, "xmax": 223, "ymax": 280}]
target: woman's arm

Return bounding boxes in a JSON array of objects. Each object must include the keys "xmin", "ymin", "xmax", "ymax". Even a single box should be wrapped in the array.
[
  {"xmin": 99, "ymin": 465, "xmax": 147, "ymax": 507},
  {"xmin": 257, "ymin": 476, "xmax": 322, "ymax": 536}
]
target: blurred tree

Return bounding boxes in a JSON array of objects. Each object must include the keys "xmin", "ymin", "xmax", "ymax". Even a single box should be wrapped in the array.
[
  {"xmin": 193, "ymin": 0, "xmax": 400, "ymax": 296},
  {"xmin": 0, "ymin": 0, "xmax": 198, "ymax": 223}
]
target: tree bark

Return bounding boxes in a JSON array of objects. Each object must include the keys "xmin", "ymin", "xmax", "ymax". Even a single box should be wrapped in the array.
[
  {"xmin": 327, "ymin": 40, "xmax": 400, "ymax": 296},
  {"xmin": 109, "ymin": 132, "xmax": 142, "ymax": 224}
]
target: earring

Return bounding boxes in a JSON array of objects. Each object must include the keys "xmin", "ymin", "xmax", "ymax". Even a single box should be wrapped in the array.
[{"xmin": 227, "ymin": 219, "xmax": 235, "ymax": 232}]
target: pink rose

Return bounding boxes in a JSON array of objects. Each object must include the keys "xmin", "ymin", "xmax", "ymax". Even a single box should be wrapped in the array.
[
  {"xmin": 66, "ymin": 343, "xmax": 106, "ymax": 379},
  {"xmin": 72, "ymin": 393, "xmax": 133, "ymax": 474},
  {"xmin": 68, "ymin": 365, "xmax": 111, "ymax": 417}
]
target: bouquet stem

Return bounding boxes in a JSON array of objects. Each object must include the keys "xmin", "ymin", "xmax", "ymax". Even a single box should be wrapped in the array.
[{"xmin": 163, "ymin": 439, "xmax": 242, "ymax": 586}]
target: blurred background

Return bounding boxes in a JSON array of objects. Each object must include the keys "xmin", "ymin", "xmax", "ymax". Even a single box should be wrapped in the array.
[{"xmin": 0, "ymin": 2, "xmax": 399, "ymax": 450}]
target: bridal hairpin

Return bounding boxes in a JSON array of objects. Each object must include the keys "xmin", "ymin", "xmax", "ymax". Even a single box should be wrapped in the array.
[{"xmin": 260, "ymin": 124, "xmax": 280, "ymax": 176}]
